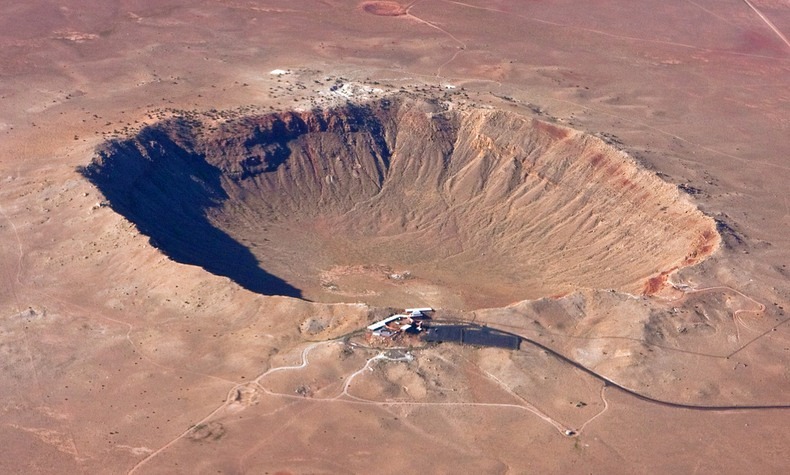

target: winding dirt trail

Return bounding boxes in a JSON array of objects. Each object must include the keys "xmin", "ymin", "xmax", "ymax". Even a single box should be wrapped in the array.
[
  {"xmin": 127, "ymin": 342, "xmax": 322, "ymax": 474},
  {"xmin": 131, "ymin": 339, "xmax": 582, "ymax": 474},
  {"xmin": 0, "ymin": 203, "xmax": 24, "ymax": 311},
  {"xmin": 663, "ymin": 283, "xmax": 768, "ymax": 346},
  {"xmin": 578, "ymin": 385, "xmax": 609, "ymax": 434},
  {"xmin": 398, "ymin": 1, "xmax": 467, "ymax": 77},
  {"xmin": 125, "ymin": 308, "xmax": 790, "ymax": 473},
  {"xmin": 0, "ymin": 203, "xmax": 87, "ymax": 467},
  {"xmin": 478, "ymin": 368, "xmax": 569, "ymax": 435}
]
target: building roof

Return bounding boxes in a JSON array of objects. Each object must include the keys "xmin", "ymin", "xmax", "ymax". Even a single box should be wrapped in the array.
[
  {"xmin": 405, "ymin": 307, "xmax": 433, "ymax": 316},
  {"xmin": 367, "ymin": 314, "xmax": 409, "ymax": 331}
]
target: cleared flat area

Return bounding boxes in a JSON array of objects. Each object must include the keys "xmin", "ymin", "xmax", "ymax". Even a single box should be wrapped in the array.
[{"xmin": 0, "ymin": 1, "xmax": 789, "ymax": 473}]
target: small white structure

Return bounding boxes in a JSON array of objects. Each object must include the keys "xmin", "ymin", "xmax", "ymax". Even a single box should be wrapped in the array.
[
  {"xmin": 405, "ymin": 308, "xmax": 433, "ymax": 317},
  {"xmin": 367, "ymin": 314, "xmax": 408, "ymax": 332}
]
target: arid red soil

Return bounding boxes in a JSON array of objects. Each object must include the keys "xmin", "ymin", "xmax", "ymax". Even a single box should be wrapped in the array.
[{"xmin": 1, "ymin": 1, "xmax": 789, "ymax": 473}]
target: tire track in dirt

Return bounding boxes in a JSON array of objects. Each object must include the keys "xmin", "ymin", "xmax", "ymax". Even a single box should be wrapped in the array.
[
  {"xmin": 441, "ymin": 0, "xmax": 789, "ymax": 61},
  {"xmin": 742, "ymin": 0, "xmax": 790, "ymax": 50},
  {"xmin": 661, "ymin": 283, "xmax": 774, "ymax": 353},
  {"xmin": 0, "ymin": 203, "xmax": 86, "ymax": 467},
  {"xmin": 577, "ymin": 384, "xmax": 609, "ymax": 433},
  {"xmin": 128, "ymin": 342, "xmax": 322, "ymax": 474}
]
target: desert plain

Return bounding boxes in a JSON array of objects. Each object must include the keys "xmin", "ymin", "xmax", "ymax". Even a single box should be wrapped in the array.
[{"xmin": 1, "ymin": 0, "xmax": 789, "ymax": 473}]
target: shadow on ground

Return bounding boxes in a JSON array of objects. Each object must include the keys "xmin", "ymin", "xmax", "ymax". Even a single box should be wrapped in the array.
[{"xmin": 80, "ymin": 121, "xmax": 303, "ymax": 299}]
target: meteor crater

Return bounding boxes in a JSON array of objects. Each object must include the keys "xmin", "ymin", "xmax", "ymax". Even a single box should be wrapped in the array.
[{"xmin": 83, "ymin": 97, "xmax": 718, "ymax": 309}]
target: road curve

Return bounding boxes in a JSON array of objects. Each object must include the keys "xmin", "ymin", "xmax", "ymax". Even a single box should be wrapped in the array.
[{"xmin": 430, "ymin": 319, "xmax": 790, "ymax": 412}]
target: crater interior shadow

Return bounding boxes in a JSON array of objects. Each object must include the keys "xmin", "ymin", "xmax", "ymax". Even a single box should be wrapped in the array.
[{"xmin": 80, "ymin": 122, "xmax": 303, "ymax": 299}]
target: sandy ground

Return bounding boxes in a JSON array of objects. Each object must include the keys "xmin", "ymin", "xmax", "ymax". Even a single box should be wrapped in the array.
[{"xmin": 1, "ymin": 0, "xmax": 789, "ymax": 473}]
